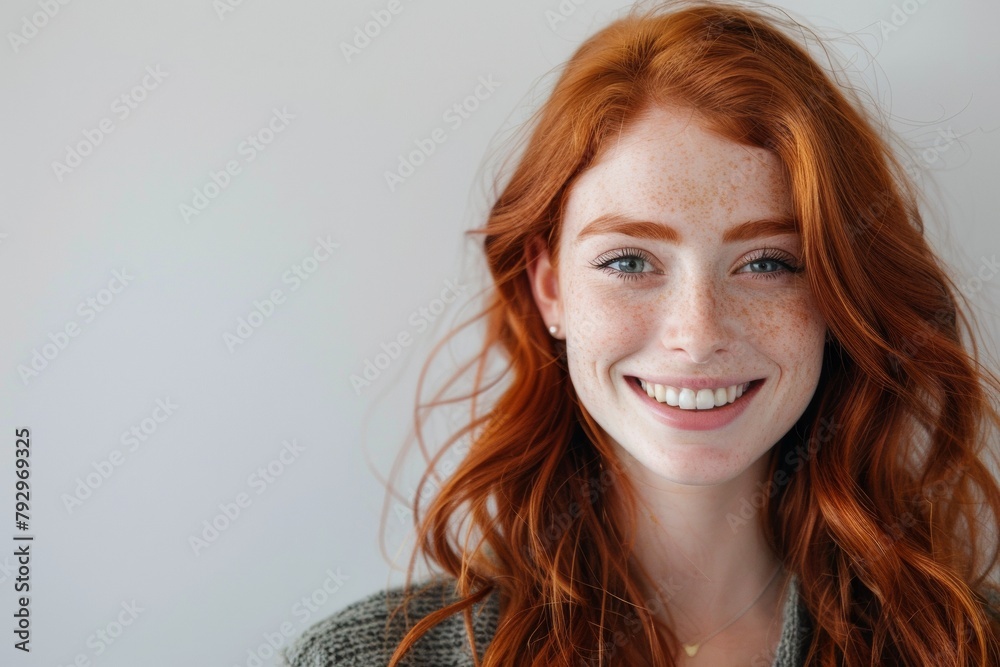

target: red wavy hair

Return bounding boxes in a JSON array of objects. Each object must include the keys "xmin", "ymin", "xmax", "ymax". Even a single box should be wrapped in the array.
[{"xmin": 380, "ymin": 1, "xmax": 1000, "ymax": 664}]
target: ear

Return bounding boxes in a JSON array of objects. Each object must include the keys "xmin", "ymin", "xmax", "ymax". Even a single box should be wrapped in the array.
[{"xmin": 524, "ymin": 234, "xmax": 562, "ymax": 337}]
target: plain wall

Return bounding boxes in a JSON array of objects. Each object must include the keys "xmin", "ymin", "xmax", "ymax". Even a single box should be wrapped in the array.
[{"xmin": 1, "ymin": 0, "xmax": 997, "ymax": 665}]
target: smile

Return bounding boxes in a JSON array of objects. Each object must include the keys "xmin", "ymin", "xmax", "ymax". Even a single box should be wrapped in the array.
[
  {"xmin": 627, "ymin": 376, "xmax": 764, "ymax": 431},
  {"xmin": 637, "ymin": 378, "xmax": 752, "ymax": 410}
]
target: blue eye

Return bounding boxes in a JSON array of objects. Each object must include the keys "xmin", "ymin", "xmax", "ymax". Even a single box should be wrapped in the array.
[
  {"xmin": 590, "ymin": 248, "xmax": 656, "ymax": 282},
  {"xmin": 589, "ymin": 248, "xmax": 802, "ymax": 282},
  {"xmin": 738, "ymin": 250, "xmax": 802, "ymax": 280}
]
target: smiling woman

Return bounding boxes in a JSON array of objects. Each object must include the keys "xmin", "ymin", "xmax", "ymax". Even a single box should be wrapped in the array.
[
  {"xmin": 281, "ymin": 1, "xmax": 1000, "ymax": 666},
  {"xmin": 528, "ymin": 105, "xmax": 827, "ymax": 485}
]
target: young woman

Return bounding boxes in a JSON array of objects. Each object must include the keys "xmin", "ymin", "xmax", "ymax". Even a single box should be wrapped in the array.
[{"xmin": 281, "ymin": 1, "xmax": 1000, "ymax": 664}]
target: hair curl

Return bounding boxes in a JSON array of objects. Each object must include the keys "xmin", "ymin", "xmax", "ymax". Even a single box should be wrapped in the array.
[{"xmin": 381, "ymin": 1, "xmax": 1000, "ymax": 664}]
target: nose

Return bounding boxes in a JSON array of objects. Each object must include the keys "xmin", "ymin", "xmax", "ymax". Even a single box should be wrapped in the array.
[{"xmin": 660, "ymin": 269, "xmax": 731, "ymax": 364}]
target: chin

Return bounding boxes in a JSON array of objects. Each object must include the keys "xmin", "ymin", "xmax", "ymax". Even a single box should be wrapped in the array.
[{"xmin": 614, "ymin": 437, "xmax": 769, "ymax": 488}]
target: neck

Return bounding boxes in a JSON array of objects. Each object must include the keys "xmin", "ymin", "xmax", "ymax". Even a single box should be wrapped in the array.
[{"xmin": 614, "ymin": 447, "xmax": 787, "ymax": 642}]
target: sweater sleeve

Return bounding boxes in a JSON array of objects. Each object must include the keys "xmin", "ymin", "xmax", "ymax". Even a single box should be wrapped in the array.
[
  {"xmin": 980, "ymin": 585, "xmax": 1000, "ymax": 625},
  {"xmin": 278, "ymin": 578, "xmax": 500, "ymax": 667}
]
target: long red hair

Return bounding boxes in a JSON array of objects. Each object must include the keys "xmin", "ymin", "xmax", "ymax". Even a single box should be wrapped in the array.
[{"xmin": 380, "ymin": 1, "xmax": 1000, "ymax": 664}]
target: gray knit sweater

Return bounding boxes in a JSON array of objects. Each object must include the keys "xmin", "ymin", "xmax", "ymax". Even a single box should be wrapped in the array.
[{"xmin": 278, "ymin": 574, "xmax": 811, "ymax": 666}]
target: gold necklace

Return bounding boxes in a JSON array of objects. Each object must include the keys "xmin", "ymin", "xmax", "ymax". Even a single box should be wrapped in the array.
[
  {"xmin": 644, "ymin": 511, "xmax": 783, "ymax": 657},
  {"xmin": 677, "ymin": 562, "xmax": 781, "ymax": 656}
]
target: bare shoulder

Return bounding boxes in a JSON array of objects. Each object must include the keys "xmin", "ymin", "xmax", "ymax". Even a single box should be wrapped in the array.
[{"xmin": 278, "ymin": 577, "xmax": 500, "ymax": 667}]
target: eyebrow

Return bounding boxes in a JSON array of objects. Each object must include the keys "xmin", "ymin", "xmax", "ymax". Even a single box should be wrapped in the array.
[{"xmin": 574, "ymin": 213, "xmax": 799, "ymax": 245}]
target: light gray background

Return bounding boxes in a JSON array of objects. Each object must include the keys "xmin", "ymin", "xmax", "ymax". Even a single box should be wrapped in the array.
[{"xmin": 1, "ymin": 0, "xmax": 997, "ymax": 665}]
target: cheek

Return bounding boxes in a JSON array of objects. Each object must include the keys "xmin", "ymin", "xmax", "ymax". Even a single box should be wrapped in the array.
[
  {"xmin": 563, "ymin": 281, "xmax": 649, "ymax": 352},
  {"xmin": 747, "ymin": 291, "xmax": 827, "ymax": 371}
]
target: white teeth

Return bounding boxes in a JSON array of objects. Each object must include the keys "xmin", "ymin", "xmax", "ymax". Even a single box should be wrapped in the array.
[
  {"xmin": 679, "ymin": 388, "xmax": 698, "ymax": 410},
  {"xmin": 695, "ymin": 389, "xmax": 716, "ymax": 409},
  {"xmin": 638, "ymin": 378, "xmax": 753, "ymax": 410}
]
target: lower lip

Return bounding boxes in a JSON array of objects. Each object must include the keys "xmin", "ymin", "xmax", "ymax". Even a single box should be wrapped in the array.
[{"xmin": 627, "ymin": 377, "xmax": 763, "ymax": 431}]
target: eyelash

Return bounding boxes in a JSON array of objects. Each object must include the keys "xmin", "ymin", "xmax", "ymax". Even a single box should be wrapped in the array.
[{"xmin": 589, "ymin": 247, "xmax": 803, "ymax": 282}]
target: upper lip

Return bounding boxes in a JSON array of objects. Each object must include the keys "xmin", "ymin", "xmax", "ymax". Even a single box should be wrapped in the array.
[{"xmin": 629, "ymin": 375, "xmax": 763, "ymax": 390}]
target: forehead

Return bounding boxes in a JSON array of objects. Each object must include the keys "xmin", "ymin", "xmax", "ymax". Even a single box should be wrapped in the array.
[{"xmin": 563, "ymin": 106, "xmax": 792, "ymax": 240}]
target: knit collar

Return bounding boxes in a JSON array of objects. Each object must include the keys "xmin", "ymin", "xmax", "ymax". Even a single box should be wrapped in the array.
[{"xmin": 771, "ymin": 572, "xmax": 811, "ymax": 667}]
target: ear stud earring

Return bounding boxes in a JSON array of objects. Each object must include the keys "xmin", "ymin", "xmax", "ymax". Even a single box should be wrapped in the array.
[{"xmin": 549, "ymin": 324, "xmax": 559, "ymax": 336}]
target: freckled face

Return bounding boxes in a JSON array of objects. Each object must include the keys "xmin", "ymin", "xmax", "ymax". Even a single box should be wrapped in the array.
[{"xmin": 548, "ymin": 105, "xmax": 827, "ymax": 485}]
